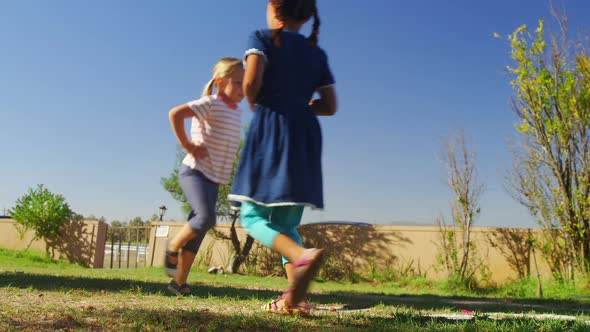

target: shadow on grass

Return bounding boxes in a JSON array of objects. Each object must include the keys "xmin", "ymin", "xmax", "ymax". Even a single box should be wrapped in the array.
[
  {"xmin": 73, "ymin": 309, "xmax": 590, "ymax": 331},
  {"xmin": 4, "ymin": 306, "xmax": 587, "ymax": 332},
  {"xmin": 6, "ymin": 307, "xmax": 246, "ymax": 332},
  {"xmin": 0, "ymin": 271, "xmax": 279, "ymax": 299},
  {"xmin": 312, "ymin": 291, "xmax": 590, "ymax": 316},
  {"xmin": 1, "ymin": 271, "xmax": 589, "ymax": 317}
]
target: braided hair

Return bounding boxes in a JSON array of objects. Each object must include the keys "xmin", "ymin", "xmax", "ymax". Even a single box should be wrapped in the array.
[{"xmin": 269, "ymin": 0, "xmax": 321, "ymax": 47}]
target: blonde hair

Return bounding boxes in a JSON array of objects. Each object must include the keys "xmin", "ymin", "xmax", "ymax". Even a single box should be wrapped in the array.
[{"xmin": 202, "ymin": 57, "xmax": 243, "ymax": 96}]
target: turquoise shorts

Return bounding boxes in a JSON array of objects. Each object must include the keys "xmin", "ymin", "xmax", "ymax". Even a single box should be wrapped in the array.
[{"xmin": 240, "ymin": 202, "xmax": 304, "ymax": 266}]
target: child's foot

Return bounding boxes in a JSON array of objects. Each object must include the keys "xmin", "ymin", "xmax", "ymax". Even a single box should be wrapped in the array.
[
  {"xmin": 167, "ymin": 280, "xmax": 194, "ymax": 297},
  {"xmin": 164, "ymin": 249, "xmax": 179, "ymax": 277},
  {"xmin": 285, "ymin": 248, "xmax": 325, "ymax": 307},
  {"xmin": 262, "ymin": 292, "xmax": 311, "ymax": 317}
]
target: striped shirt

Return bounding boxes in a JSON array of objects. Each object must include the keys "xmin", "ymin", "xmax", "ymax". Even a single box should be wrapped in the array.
[{"xmin": 181, "ymin": 95, "xmax": 242, "ymax": 184}]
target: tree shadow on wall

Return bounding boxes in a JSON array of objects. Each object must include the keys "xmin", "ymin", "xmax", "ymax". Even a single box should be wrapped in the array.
[
  {"xmin": 486, "ymin": 228, "xmax": 532, "ymax": 279},
  {"xmin": 298, "ymin": 224, "xmax": 414, "ymax": 280},
  {"xmin": 44, "ymin": 217, "xmax": 96, "ymax": 267}
]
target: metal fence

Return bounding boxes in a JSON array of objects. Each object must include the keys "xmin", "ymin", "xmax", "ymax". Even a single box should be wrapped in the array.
[{"xmin": 104, "ymin": 226, "xmax": 151, "ymax": 269}]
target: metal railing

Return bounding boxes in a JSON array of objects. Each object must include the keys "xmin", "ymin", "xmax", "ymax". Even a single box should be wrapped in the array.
[{"xmin": 104, "ymin": 226, "xmax": 151, "ymax": 269}]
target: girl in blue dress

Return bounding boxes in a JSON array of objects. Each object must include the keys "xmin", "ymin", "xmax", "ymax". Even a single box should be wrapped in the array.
[{"xmin": 229, "ymin": 0, "xmax": 337, "ymax": 316}]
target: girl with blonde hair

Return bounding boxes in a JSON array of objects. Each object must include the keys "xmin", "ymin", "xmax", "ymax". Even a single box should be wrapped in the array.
[{"xmin": 164, "ymin": 57, "xmax": 244, "ymax": 296}]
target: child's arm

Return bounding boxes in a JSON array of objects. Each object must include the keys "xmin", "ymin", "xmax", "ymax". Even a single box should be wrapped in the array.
[
  {"xmin": 169, "ymin": 104, "xmax": 209, "ymax": 159},
  {"xmin": 243, "ymin": 55, "xmax": 266, "ymax": 111},
  {"xmin": 310, "ymin": 86, "xmax": 337, "ymax": 116}
]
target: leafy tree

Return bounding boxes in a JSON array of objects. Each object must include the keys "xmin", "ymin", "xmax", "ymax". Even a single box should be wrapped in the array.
[
  {"xmin": 107, "ymin": 220, "xmax": 125, "ymax": 243},
  {"xmin": 210, "ymin": 139, "xmax": 256, "ymax": 273},
  {"xmin": 161, "ymin": 148, "xmax": 191, "ymax": 215},
  {"xmin": 9, "ymin": 184, "xmax": 73, "ymax": 250},
  {"xmin": 503, "ymin": 12, "xmax": 590, "ymax": 279},
  {"xmin": 128, "ymin": 216, "xmax": 145, "ymax": 227},
  {"xmin": 106, "ymin": 217, "xmax": 150, "ymax": 243},
  {"xmin": 128, "ymin": 216, "xmax": 149, "ymax": 242},
  {"xmin": 110, "ymin": 220, "xmax": 125, "ymax": 227},
  {"xmin": 86, "ymin": 215, "xmax": 107, "ymax": 223}
]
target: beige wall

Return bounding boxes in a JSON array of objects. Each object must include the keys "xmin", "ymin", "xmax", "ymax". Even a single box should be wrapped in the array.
[
  {"xmin": 0, "ymin": 217, "xmax": 551, "ymax": 283},
  {"xmin": 298, "ymin": 224, "xmax": 551, "ymax": 283},
  {"xmin": 148, "ymin": 222, "xmax": 551, "ymax": 284},
  {"xmin": 0, "ymin": 218, "xmax": 107, "ymax": 268}
]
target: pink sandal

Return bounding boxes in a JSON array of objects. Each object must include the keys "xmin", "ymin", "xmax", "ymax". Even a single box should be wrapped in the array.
[
  {"xmin": 262, "ymin": 290, "xmax": 312, "ymax": 317},
  {"xmin": 284, "ymin": 248, "xmax": 325, "ymax": 307}
]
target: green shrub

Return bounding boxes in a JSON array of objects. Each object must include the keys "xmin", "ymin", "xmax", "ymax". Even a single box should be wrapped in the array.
[{"xmin": 9, "ymin": 184, "xmax": 73, "ymax": 250}]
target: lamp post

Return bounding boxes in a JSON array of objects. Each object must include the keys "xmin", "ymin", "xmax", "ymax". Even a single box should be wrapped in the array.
[{"xmin": 158, "ymin": 205, "xmax": 167, "ymax": 221}]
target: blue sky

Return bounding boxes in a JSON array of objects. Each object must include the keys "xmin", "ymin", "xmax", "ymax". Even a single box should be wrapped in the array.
[{"xmin": 1, "ymin": 1, "xmax": 589, "ymax": 227}]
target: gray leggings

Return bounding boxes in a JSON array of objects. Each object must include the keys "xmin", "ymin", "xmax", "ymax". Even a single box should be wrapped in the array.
[{"xmin": 178, "ymin": 165, "xmax": 219, "ymax": 253}]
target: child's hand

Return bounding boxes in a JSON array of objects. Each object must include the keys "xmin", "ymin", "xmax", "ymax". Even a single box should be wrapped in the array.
[{"xmin": 186, "ymin": 142, "xmax": 209, "ymax": 160}]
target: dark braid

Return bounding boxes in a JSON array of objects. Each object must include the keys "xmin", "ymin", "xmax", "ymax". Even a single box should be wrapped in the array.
[
  {"xmin": 269, "ymin": 0, "xmax": 320, "ymax": 47},
  {"xmin": 307, "ymin": 4, "xmax": 320, "ymax": 46}
]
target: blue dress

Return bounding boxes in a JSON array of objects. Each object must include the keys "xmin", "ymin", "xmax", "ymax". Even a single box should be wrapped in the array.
[{"xmin": 229, "ymin": 29, "xmax": 335, "ymax": 209}]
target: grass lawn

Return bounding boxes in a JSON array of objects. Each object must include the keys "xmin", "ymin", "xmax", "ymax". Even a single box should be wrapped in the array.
[{"xmin": 1, "ymin": 248, "xmax": 589, "ymax": 331}]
